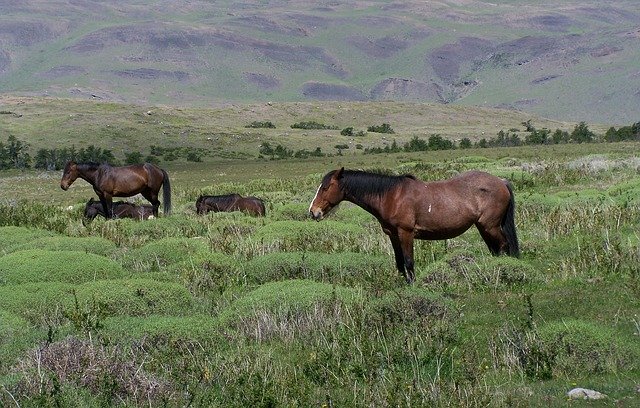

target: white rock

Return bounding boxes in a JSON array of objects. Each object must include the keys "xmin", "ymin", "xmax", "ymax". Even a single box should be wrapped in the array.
[{"xmin": 566, "ymin": 388, "xmax": 607, "ymax": 400}]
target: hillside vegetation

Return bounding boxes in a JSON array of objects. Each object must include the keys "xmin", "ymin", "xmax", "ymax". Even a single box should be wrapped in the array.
[
  {"xmin": 1, "ymin": 115, "xmax": 639, "ymax": 405},
  {"xmin": 0, "ymin": 1, "xmax": 638, "ymax": 123}
]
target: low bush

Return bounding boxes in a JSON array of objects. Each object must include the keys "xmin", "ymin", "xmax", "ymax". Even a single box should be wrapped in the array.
[
  {"xmin": 419, "ymin": 250, "xmax": 541, "ymax": 292},
  {"xmin": 246, "ymin": 251, "xmax": 390, "ymax": 284},
  {"xmin": 0, "ymin": 249, "xmax": 125, "ymax": 285},
  {"xmin": 0, "ymin": 226, "xmax": 58, "ymax": 253},
  {"xmin": 217, "ymin": 279, "xmax": 362, "ymax": 342},
  {"xmin": 167, "ymin": 252, "xmax": 241, "ymax": 296},
  {"xmin": 5, "ymin": 236, "xmax": 116, "ymax": 257},
  {"xmin": 75, "ymin": 279, "xmax": 194, "ymax": 317},
  {"xmin": 252, "ymin": 220, "xmax": 368, "ymax": 253},
  {"xmin": 537, "ymin": 319, "xmax": 640, "ymax": 376},
  {"xmin": 121, "ymin": 237, "xmax": 210, "ymax": 272},
  {"xmin": 0, "ymin": 279, "xmax": 193, "ymax": 323}
]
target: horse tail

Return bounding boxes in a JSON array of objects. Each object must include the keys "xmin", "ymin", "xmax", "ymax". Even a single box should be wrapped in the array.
[
  {"xmin": 161, "ymin": 169, "xmax": 172, "ymax": 215},
  {"xmin": 502, "ymin": 181, "xmax": 520, "ymax": 257}
]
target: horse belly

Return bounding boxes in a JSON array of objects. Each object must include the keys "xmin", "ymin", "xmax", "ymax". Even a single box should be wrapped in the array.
[{"xmin": 413, "ymin": 206, "xmax": 476, "ymax": 240}]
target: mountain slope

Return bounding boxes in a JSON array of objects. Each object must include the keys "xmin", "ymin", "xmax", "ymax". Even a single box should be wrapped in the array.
[{"xmin": 0, "ymin": 0, "xmax": 638, "ymax": 123}]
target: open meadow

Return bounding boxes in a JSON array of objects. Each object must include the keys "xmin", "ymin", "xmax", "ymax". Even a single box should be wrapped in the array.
[{"xmin": 0, "ymin": 99, "xmax": 639, "ymax": 406}]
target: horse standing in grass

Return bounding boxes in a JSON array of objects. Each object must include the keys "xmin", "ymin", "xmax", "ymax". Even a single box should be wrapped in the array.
[
  {"xmin": 61, "ymin": 161, "xmax": 171, "ymax": 218},
  {"xmin": 309, "ymin": 168, "xmax": 519, "ymax": 283},
  {"xmin": 196, "ymin": 194, "xmax": 266, "ymax": 216},
  {"xmin": 83, "ymin": 198, "xmax": 154, "ymax": 224}
]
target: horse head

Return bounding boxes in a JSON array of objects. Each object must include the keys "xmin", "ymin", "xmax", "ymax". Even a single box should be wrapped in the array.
[
  {"xmin": 60, "ymin": 161, "xmax": 79, "ymax": 190},
  {"xmin": 83, "ymin": 197, "xmax": 100, "ymax": 224},
  {"xmin": 309, "ymin": 167, "xmax": 344, "ymax": 221}
]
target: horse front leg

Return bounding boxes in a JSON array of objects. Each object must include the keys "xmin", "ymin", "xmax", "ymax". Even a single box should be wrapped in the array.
[
  {"xmin": 98, "ymin": 194, "xmax": 114, "ymax": 219},
  {"xmin": 398, "ymin": 230, "xmax": 416, "ymax": 284},
  {"xmin": 388, "ymin": 234, "xmax": 406, "ymax": 280}
]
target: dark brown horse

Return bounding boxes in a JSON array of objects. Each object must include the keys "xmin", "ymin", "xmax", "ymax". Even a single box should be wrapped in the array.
[
  {"xmin": 309, "ymin": 168, "xmax": 519, "ymax": 283},
  {"xmin": 195, "ymin": 194, "xmax": 266, "ymax": 216},
  {"xmin": 60, "ymin": 161, "xmax": 171, "ymax": 218},
  {"xmin": 83, "ymin": 198, "xmax": 154, "ymax": 224}
]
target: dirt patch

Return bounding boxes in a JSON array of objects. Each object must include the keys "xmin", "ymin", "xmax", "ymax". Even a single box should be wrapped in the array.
[
  {"xmin": 230, "ymin": 15, "xmax": 308, "ymax": 37},
  {"xmin": 37, "ymin": 65, "xmax": 87, "ymax": 79},
  {"xmin": 518, "ymin": 14, "xmax": 573, "ymax": 32},
  {"xmin": 530, "ymin": 75, "xmax": 562, "ymax": 85},
  {"xmin": 0, "ymin": 20, "xmax": 56, "ymax": 46},
  {"xmin": 0, "ymin": 49, "xmax": 10, "ymax": 74},
  {"xmin": 67, "ymin": 24, "xmax": 349, "ymax": 79},
  {"xmin": 370, "ymin": 78, "xmax": 443, "ymax": 102},
  {"xmin": 112, "ymin": 68, "xmax": 189, "ymax": 81},
  {"xmin": 428, "ymin": 36, "xmax": 493, "ymax": 82},
  {"xmin": 301, "ymin": 82, "xmax": 366, "ymax": 101},
  {"xmin": 590, "ymin": 46, "xmax": 622, "ymax": 58},
  {"xmin": 244, "ymin": 72, "xmax": 280, "ymax": 90},
  {"xmin": 347, "ymin": 36, "xmax": 409, "ymax": 59}
]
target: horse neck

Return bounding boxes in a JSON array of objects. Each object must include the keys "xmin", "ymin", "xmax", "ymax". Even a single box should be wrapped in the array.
[
  {"xmin": 341, "ymin": 176, "xmax": 389, "ymax": 218},
  {"xmin": 77, "ymin": 163, "xmax": 100, "ymax": 184}
]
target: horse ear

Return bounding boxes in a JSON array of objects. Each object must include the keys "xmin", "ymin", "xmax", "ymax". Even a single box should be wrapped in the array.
[{"xmin": 335, "ymin": 167, "xmax": 344, "ymax": 179}]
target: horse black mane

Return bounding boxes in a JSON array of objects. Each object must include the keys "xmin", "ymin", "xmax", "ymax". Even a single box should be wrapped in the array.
[{"xmin": 325, "ymin": 169, "xmax": 415, "ymax": 198}]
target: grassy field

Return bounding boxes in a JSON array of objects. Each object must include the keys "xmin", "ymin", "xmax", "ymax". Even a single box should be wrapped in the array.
[{"xmin": 1, "ymin": 109, "xmax": 639, "ymax": 408}]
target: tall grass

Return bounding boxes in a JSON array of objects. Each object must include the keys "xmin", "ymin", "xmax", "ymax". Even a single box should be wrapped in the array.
[{"xmin": 1, "ymin": 148, "xmax": 639, "ymax": 406}]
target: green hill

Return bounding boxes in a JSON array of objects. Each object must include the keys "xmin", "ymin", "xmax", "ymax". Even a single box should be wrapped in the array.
[{"xmin": 0, "ymin": 0, "xmax": 637, "ymax": 123}]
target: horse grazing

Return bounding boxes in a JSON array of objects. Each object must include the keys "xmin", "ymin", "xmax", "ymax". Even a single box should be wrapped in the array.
[
  {"xmin": 195, "ymin": 194, "xmax": 266, "ymax": 216},
  {"xmin": 83, "ymin": 198, "xmax": 153, "ymax": 224},
  {"xmin": 309, "ymin": 168, "xmax": 519, "ymax": 284},
  {"xmin": 60, "ymin": 161, "xmax": 171, "ymax": 218}
]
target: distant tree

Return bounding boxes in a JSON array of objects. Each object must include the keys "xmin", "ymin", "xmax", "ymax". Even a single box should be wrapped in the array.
[
  {"xmin": 551, "ymin": 129, "xmax": 569, "ymax": 144},
  {"xmin": 428, "ymin": 134, "xmax": 455, "ymax": 150},
  {"xmin": 367, "ymin": 123, "xmax": 395, "ymax": 134},
  {"xmin": 341, "ymin": 127, "xmax": 354, "ymax": 136},
  {"xmin": 125, "ymin": 151, "xmax": 143, "ymax": 164},
  {"xmin": 570, "ymin": 122, "xmax": 594, "ymax": 143},
  {"xmin": 404, "ymin": 136, "xmax": 428, "ymax": 152},
  {"xmin": 1, "ymin": 136, "xmax": 31, "ymax": 169},
  {"xmin": 246, "ymin": 121, "xmax": 275, "ymax": 129},
  {"xmin": 459, "ymin": 138, "xmax": 472, "ymax": 149},
  {"xmin": 525, "ymin": 129, "xmax": 550, "ymax": 145}
]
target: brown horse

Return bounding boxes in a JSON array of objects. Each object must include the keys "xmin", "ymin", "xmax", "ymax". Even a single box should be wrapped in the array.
[
  {"xmin": 309, "ymin": 168, "xmax": 519, "ymax": 283},
  {"xmin": 61, "ymin": 161, "xmax": 171, "ymax": 218},
  {"xmin": 83, "ymin": 198, "xmax": 154, "ymax": 224},
  {"xmin": 195, "ymin": 194, "xmax": 266, "ymax": 216}
]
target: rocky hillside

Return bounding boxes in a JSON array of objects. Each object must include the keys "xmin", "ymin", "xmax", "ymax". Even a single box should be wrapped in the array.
[{"xmin": 0, "ymin": 0, "xmax": 638, "ymax": 123}]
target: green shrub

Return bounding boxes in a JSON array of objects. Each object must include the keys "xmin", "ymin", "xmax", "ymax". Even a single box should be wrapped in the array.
[
  {"xmin": 0, "ymin": 250, "xmax": 125, "ymax": 285},
  {"xmin": 217, "ymin": 279, "xmax": 362, "ymax": 341},
  {"xmin": 121, "ymin": 237, "xmax": 210, "ymax": 272},
  {"xmin": 419, "ymin": 251, "xmax": 541, "ymax": 291},
  {"xmin": 246, "ymin": 251, "xmax": 389, "ymax": 284},
  {"xmin": 291, "ymin": 121, "xmax": 338, "ymax": 130},
  {"xmin": 246, "ymin": 121, "xmax": 276, "ymax": 128},
  {"xmin": 90, "ymin": 216, "xmax": 208, "ymax": 247},
  {"xmin": 0, "ymin": 226, "xmax": 58, "ymax": 253},
  {"xmin": 76, "ymin": 279, "xmax": 194, "ymax": 317},
  {"xmin": 252, "ymin": 220, "xmax": 367, "ymax": 253},
  {"xmin": 537, "ymin": 319, "xmax": 640, "ymax": 376},
  {"xmin": 367, "ymin": 123, "xmax": 394, "ymax": 134},
  {"xmin": 5, "ymin": 236, "xmax": 116, "ymax": 257},
  {"xmin": 101, "ymin": 315, "xmax": 222, "ymax": 343},
  {"xmin": 168, "ymin": 252, "xmax": 241, "ymax": 296},
  {"xmin": 0, "ymin": 279, "xmax": 193, "ymax": 322}
]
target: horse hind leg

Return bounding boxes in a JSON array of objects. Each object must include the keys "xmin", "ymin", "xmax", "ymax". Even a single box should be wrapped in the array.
[
  {"xmin": 142, "ymin": 191, "xmax": 161, "ymax": 217},
  {"xmin": 477, "ymin": 224, "xmax": 508, "ymax": 256}
]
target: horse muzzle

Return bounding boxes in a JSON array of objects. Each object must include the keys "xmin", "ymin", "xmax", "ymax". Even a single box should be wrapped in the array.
[
  {"xmin": 60, "ymin": 182, "xmax": 69, "ymax": 191},
  {"xmin": 309, "ymin": 209, "xmax": 324, "ymax": 221}
]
